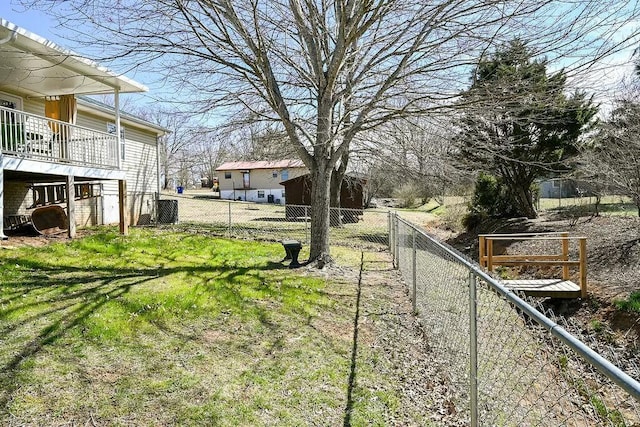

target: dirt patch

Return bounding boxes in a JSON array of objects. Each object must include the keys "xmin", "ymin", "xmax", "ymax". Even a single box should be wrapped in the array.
[
  {"xmin": 1, "ymin": 227, "xmax": 96, "ymax": 249},
  {"xmin": 1, "ymin": 233, "xmax": 58, "ymax": 248}
]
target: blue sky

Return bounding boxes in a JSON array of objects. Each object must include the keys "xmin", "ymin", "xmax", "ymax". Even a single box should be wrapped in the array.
[
  {"xmin": 0, "ymin": 3, "xmax": 66, "ymax": 47},
  {"xmin": 1, "ymin": 1, "xmax": 637, "ymax": 117}
]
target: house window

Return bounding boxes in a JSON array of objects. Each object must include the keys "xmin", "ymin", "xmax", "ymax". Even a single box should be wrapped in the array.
[
  {"xmin": 552, "ymin": 180, "xmax": 561, "ymax": 188},
  {"xmin": 242, "ymin": 171, "xmax": 250, "ymax": 189},
  {"xmin": 272, "ymin": 170, "xmax": 278, "ymax": 178},
  {"xmin": 258, "ymin": 190, "xmax": 265, "ymax": 198},
  {"xmin": 281, "ymin": 169, "xmax": 289, "ymax": 181},
  {"xmin": 107, "ymin": 123, "xmax": 126, "ymax": 161},
  {"xmin": 224, "ymin": 171, "xmax": 232, "ymax": 179},
  {"xmin": 282, "ymin": 191, "xmax": 286, "ymax": 198}
]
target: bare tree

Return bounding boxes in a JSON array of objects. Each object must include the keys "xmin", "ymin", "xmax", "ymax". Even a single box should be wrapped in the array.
[
  {"xmin": 356, "ymin": 117, "xmax": 464, "ymax": 205},
  {"xmin": 190, "ymin": 127, "xmax": 231, "ymax": 186},
  {"xmin": 221, "ymin": 120, "xmax": 296, "ymax": 161},
  {"xmin": 152, "ymin": 112, "xmax": 194, "ymax": 190},
  {"xmin": 583, "ymin": 98, "xmax": 640, "ymax": 216},
  {"xmin": 22, "ymin": 0, "xmax": 640, "ymax": 264}
]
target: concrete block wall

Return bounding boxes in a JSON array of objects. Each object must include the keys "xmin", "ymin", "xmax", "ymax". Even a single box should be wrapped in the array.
[{"xmin": 4, "ymin": 180, "xmax": 102, "ymax": 226}]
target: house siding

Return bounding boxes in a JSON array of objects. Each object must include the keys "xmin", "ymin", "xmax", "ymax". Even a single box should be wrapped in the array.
[
  {"xmin": 218, "ymin": 167, "xmax": 307, "ymax": 203},
  {"xmin": 3, "ymin": 95, "xmax": 160, "ymax": 227},
  {"xmin": 79, "ymin": 109, "xmax": 159, "ymax": 225}
]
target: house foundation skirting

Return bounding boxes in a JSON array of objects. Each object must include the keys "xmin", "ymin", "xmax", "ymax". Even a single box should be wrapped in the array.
[{"xmin": 220, "ymin": 189, "xmax": 285, "ymax": 204}]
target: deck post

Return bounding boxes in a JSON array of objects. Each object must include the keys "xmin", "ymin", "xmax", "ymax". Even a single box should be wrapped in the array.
[
  {"xmin": 66, "ymin": 175, "xmax": 76, "ymax": 238},
  {"xmin": 115, "ymin": 89, "xmax": 122, "ymax": 170},
  {"xmin": 487, "ymin": 238, "xmax": 494, "ymax": 271},
  {"xmin": 562, "ymin": 233, "xmax": 569, "ymax": 280},
  {"xmin": 579, "ymin": 238, "xmax": 587, "ymax": 298},
  {"xmin": 469, "ymin": 271, "xmax": 478, "ymax": 427},
  {"xmin": 118, "ymin": 179, "xmax": 128, "ymax": 236},
  {"xmin": 478, "ymin": 235, "xmax": 485, "ymax": 268}
]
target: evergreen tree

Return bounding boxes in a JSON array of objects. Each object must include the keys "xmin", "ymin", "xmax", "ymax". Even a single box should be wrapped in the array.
[{"xmin": 457, "ymin": 40, "xmax": 597, "ymax": 219}]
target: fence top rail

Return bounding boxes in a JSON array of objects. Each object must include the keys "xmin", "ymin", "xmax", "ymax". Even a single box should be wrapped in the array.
[
  {"xmin": 482, "ymin": 235, "xmax": 587, "ymax": 241},
  {"xmin": 393, "ymin": 212, "xmax": 640, "ymax": 401},
  {"xmin": 479, "ymin": 232, "xmax": 570, "ymax": 237}
]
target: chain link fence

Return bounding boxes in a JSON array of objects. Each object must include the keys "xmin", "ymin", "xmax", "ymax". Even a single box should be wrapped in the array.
[
  {"xmin": 390, "ymin": 213, "xmax": 640, "ymax": 426},
  {"xmin": 155, "ymin": 194, "xmax": 389, "ymax": 250},
  {"xmin": 155, "ymin": 194, "xmax": 640, "ymax": 425}
]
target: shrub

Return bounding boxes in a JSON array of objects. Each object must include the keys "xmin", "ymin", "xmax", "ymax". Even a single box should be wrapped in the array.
[
  {"xmin": 462, "ymin": 172, "xmax": 524, "ymax": 230},
  {"xmin": 614, "ymin": 291, "xmax": 640, "ymax": 313},
  {"xmin": 393, "ymin": 182, "xmax": 420, "ymax": 208}
]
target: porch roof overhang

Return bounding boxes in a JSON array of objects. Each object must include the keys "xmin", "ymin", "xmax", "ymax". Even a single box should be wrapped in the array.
[{"xmin": 0, "ymin": 19, "xmax": 147, "ymax": 97}]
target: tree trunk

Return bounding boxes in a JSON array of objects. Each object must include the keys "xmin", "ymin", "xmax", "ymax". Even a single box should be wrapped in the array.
[
  {"xmin": 309, "ymin": 161, "xmax": 333, "ymax": 266},
  {"xmin": 515, "ymin": 186, "xmax": 537, "ymax": 219}
]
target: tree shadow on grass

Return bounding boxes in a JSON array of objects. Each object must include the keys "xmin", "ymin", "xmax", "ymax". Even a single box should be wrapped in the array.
[
  {"xmin": 0, "ymin": 271, "xmax": 141, "ymax": 414},
  {"xmin": 0, "ymin": 254, "xmax": 310, "ymax": 416},
  {"xmin": 343, "ymin": 251, "xmax": 364, "ymax": 427},
  {"xmin": 346, "ymin": 232, "xmax": 388, "ymax": 247},
  {"xmin": 252, "ymin": 217, "xmax": 307, "ymax": 223}
]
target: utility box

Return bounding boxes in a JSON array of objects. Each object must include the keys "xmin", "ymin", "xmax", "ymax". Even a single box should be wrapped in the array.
[{"xmin": 157, "ymin": 199, "xmax": 179, "ymax": 224}]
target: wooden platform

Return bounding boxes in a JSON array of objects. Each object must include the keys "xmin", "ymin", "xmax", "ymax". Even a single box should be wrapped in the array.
[
  {"xmin": 501, "ymin": 279, "xmax": 582, "ymax": 299},
  {"xmin": 479, "ymin": 233, "xmax": 587, "ymax": 299}
]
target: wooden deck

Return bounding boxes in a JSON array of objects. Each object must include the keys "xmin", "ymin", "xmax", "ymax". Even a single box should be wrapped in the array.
[{"xmin": 501, "ymin": 279, "xmax": 582, "ymax": 299}]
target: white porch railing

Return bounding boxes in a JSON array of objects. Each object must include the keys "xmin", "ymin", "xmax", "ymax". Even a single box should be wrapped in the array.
[{"xmin": 0, "ymin": 106, "xmax": 119, "ymax": 169}]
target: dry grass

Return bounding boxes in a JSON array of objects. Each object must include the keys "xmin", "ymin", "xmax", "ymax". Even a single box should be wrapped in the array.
[{"xmin": 0, "ymin": 228, "xmax": 452, "ymax": 426}]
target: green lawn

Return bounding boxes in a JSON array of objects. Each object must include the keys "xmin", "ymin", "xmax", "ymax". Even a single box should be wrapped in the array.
[
  {"xmin": 538, "ymin": 195, "xmax": 637, "ymax": 216},
  {"xmin": 0, "ymin": 229, "xmax": 425, "ymax": 425},
  {"xmin": 615, "ymin": 291, "xmax": 640, "ymax": 313}
]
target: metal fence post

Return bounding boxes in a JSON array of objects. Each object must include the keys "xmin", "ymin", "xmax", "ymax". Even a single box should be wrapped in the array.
[
  {"xmin": 227, "ymin": 201, "xmax": 231, "ymax": 237},
  {"xmin": 388, "ymin": 212, "xmax": 392, "ymax": 251},
  {"xmin": 305, "ymin": 206, "xmax": 309, "ymax": 244},
  {"xmin": 394, "ymin": 214, "xmax": 397, "ymax": 263},
  {"xmin": 469, "ymin": 271, "xmax": 478, "ymax": 427},
  {"xmin": 391, "ymin": 213, "xmax": 396, "ymax": 267},
  {"xmin": 394, "ymin": 215, "xmax": 399, "ymax": 269},
  {"xmin": 412, "ymin": 228, "xmax": 417, "ymax": 314},
  {"xmin": 388, "ymin": 213, "xmax": 394, "ymax": 261}
]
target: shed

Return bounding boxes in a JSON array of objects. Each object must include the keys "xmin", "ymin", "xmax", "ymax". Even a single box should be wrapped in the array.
[
  {"xmin": 539, "ymin": 178, "xmax": 579, "ymax": 198},
  {"xmin": 281, "ymin": 174, "xmax": 366, "ymax": 221}
]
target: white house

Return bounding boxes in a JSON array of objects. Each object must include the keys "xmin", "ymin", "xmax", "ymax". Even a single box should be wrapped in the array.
[
  {"xmin": 215, "ymin": 160, "xmax": 307, "ymax": 203},
  {"xmin": 0, "ymin": 19, "xmax": 167, "ymax": 239}
]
